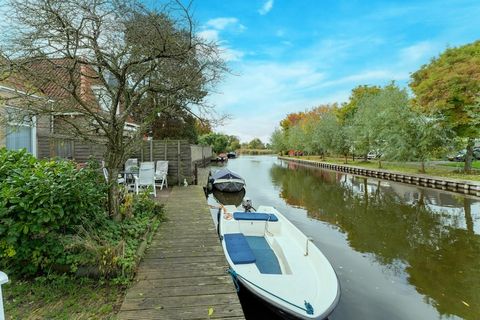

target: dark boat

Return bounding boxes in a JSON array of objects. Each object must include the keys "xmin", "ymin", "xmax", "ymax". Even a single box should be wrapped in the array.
[
  {"xmin": 210, "ymin": 168, "xmax": 245, "ymax": 192},
  {"xmin": 212, "ymin": 188, "xmax": 246, "ymax": 206},
  {"xmin": 227, "ymin": 151, "xmax": 237, "ymax": 159}
]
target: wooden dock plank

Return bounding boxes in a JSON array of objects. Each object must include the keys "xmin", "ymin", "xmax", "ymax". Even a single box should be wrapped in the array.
[{"xmin": 118, "ymin": 185, "xmax": 244, "ymax": 320}]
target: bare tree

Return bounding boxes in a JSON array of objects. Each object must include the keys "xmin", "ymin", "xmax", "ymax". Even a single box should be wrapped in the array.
[{"xmin": 0, "ymin": 0, "xmax": 226, "ymax": 219}]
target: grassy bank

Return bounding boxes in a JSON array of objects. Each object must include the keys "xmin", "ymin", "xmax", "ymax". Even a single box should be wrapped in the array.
[
  {"xmin": 293, "ymin": 156, "xmax": 480, "ymax": 182},
  {"xmin": 4, "ymin": 275, "xmax": 125, "ymax": 319},
  {"xmin": 238, "ymin": 149, "xmax": 274, "ymax": 155}
]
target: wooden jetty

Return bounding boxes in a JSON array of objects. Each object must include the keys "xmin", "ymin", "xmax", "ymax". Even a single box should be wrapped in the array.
[
  {"xmin": 279, "ymin": 156, "xmax": 480, "ymax": 197},
  {"xmin": 117, "ymin": 185, "xmax": 245, "ymax": 320}
]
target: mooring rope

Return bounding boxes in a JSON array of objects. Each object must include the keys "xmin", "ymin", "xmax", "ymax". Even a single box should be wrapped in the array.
[{"xmin": 226, "ymin": 268, "xmax": 314, "ymax": 315}]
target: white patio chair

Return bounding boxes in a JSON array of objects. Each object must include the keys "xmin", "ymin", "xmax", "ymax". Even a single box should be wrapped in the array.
[
  {"xmin": 103, "ymin": 167, "xmax": 125, "ymax": 184},
  {"xmin": 124, "ymin": 158, "xmax": 138, "ymax": 191},
  {"xmin": 155, "ymin": 160, "xmax": 169, "ymax": 190},
  {"xmin": 0, "ymin": 271, "xmax": 8, "ymax": 319},
  {"xmin": 135, "ymin": 161, "xmax": 156, "ymax": 197}
]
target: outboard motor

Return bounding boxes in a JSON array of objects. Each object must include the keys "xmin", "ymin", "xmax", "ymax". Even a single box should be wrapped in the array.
[{"xmin": 242, "ymin": 198, "xmax": 255, "ymax": 212}]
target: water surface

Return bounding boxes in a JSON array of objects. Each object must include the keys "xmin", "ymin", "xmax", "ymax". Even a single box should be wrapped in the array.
[{"xmin": 207, "ymin": 155, "xmax": 480, "ymax": 320}]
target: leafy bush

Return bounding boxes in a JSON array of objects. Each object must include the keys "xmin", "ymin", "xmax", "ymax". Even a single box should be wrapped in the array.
[
  {"xmin": 63, "ymin": 191, "xmax": 164, "ymax": 279},
  {"xmin": 0, "ymin": 149, "xmax": 107, "ymax": 275},
  {"xmin": 0, "ymin": 149, "xmax": 164, "ymax": 279}
]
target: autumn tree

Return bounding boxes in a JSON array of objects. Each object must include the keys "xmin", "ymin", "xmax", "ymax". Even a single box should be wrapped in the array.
[
  {"xmin": 410, "ymin": 41, "xmax": 480, "ymax": 172},
  {"xmin": 0, "ymin": 0, "xmax": 225, "ymax": 219},
  {"xmin": 337, "ymin": 85, "xmax": 381, "ymax": 124}
]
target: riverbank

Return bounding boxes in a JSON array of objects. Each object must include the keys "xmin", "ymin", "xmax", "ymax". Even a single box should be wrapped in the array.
[
  {"xmin": 237, "ymin": 148, "xmax": 274, "ymax": 155},
  {"xmin": 279, "ymin": 156, "xmax": 480, "ymax": 197}
]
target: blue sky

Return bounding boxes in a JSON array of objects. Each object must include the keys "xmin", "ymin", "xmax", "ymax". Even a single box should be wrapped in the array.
[{"xmin": 194, "ymin": 1, "xmax": 480, "ymax": 143}]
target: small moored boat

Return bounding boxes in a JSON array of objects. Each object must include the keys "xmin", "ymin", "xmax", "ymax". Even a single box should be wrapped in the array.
[
  {"xmin": 219, "ymin": 201, "xmax": 340, "ymax": 319},
  {"xmin": 210, "ymin": 168, "xmax": 245, "ymax": 193}
]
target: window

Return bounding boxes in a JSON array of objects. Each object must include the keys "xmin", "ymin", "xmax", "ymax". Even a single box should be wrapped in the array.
[
  {"xmin": 92, "ymin": 86, "xmax": 112, "ymax": 112},
  {"xmin": 4, "ymin": 107, "xmax": 36, "ymax": 155}
]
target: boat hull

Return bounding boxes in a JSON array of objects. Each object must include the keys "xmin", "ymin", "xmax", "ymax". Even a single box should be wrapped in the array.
[{"xmin": 235, "ymin": 271, "xmax": 340, "ymax": 320}]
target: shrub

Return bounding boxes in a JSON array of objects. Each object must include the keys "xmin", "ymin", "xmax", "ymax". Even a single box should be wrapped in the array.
[{"xmin": 0, "ymin": 148, "xmax": 107, "ymax": 275}]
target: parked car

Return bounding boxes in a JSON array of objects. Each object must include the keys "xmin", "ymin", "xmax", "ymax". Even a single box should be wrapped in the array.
[
  {"xmin": 449, "ymin": 148, "xmax": 480, "ymax": 161},
  {"xmin": 367, "ymin": 151, "xmax": 382, "ymax": 160}
]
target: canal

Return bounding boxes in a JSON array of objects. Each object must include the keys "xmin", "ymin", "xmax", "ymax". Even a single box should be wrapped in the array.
[{"xmin": 207, "ymin": 155, "xmax": 480, "ymax": 320}]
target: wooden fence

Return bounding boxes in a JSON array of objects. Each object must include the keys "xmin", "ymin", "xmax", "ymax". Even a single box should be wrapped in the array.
[
  {"xmin": 130, "ymin": 140, "xmax": 192, "ymax": 186},
  {"xmin": 37, "ymin": 134, "xmax": 211, "ymax": 185}
]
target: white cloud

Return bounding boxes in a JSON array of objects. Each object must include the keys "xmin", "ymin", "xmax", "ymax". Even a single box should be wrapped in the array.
[
  {"xmin": 398, "ymin": 41, "xmax": 439, "ymax": 66},
  {"xmin": 206, "ymin": 17, "xmax": 239, "ymax": 30},
  {"xmin": 258, "ymin": 0, "xmax": 274, "ymax": 15},
  {"xmin": 197, "ymin": 29, "xmax": 219, "ymax": 42}
]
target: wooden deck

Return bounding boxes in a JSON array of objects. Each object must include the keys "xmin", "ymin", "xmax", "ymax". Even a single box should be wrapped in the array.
[{"xmin": 117, "ymin": 185, "xmax": 245, "ymax": 320}]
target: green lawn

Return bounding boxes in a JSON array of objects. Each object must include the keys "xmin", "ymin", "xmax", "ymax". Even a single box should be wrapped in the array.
[
  {"xmin": 3, "ymin": 275, "xmax": 125, "ymax": 320},
  {"xmin": 439, "ymin": 160, "xmax": 480, "ymax": 170},
  {"xmin": 296, "ymin": 156, "xmax": 480, "ymax": 182}
]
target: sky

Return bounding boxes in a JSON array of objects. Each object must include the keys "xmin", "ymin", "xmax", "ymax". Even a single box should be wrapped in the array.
[{"xmin": 188, "ymin": 0, "xmax": 480, "ymax": 143}]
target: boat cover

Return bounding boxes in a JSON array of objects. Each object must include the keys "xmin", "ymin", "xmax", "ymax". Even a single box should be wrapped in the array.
[
  {"xmin": 224, "ymin": 233, "xmax": 256, "ymax": 264},
  {"xmin": 233, "ymin": 212, "xmax": 279, "ymax": 222},
  {"xmin": 211, "ymin": 168, "xmax": 244, "ymax": 181}
]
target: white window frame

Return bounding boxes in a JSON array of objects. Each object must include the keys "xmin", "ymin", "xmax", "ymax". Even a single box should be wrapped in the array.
[{"xmin": 4, "ymin": 105, "xmax": 37, "ymax": 157}]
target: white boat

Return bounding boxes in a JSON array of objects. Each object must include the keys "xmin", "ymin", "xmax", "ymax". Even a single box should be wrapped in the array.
[
  {"xmin": 219, "ymin": 203, "xmax": 340, "ymax": 320},
  {"xmin": 210, "ymin": 168, "xmax": 245, "ymax": 192}
]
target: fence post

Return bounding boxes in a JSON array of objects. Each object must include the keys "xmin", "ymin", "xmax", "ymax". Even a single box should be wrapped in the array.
[
  {"xmin": 149, "ymin": 139, "xmax": 153, "ymax": 162},
  {"xmin": 177, "ymin": 140, "xmax": 181, "ymax": 186},
  {"xmin": 0, "ymin": 271, "xmax": 8, "ymax": 320},
  {"xmin": 194, "ymin": 162, "xmax": 198, "ymax": 185}
]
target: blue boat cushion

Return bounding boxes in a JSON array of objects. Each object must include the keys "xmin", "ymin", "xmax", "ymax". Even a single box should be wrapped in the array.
[
  {"xmin": 245, "ymin": 236, "xmax": 282, "ymax": 274},
  {"xmin": 233, "ymin": 212, "xmax": 279, "ymax": 222},
  {"xmin": 224, "ymin": 233, "xmax": 256, "ymax": 264}
]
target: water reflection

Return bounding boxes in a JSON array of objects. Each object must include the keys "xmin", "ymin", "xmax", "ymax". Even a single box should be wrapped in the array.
[
  {"xmin": 270, "ymin": 162, "xmax": 480, "ymax": 320},
  {"xmin": 212, "ymin": 188, "xmax": 246, "ymax": 206}
]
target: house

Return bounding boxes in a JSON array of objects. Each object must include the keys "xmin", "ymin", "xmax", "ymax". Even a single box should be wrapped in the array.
[{"xmin": 0, "ymin": 58, "xmax": 138, "ymax": 160}]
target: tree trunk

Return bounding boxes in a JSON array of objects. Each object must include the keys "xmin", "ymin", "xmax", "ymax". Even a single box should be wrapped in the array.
[
  {"xmin": 464, "ymin": 138, "xmax": 474, "ymax": 173},
  {"xmin": 344, "ymin": 153, "xmax": 348, "ymax": 164},
  {"xmin": 352, "ymin": 153, "xmax": 355, "ymax": 161},
  {"xmin": 105, "ymin": 139, "xmax": 125, "ymax": 221},
  {"xmin": 419, "ymin": 160, "xmax": 426, "ymax": 173},
  {"xmin": 378, "ymin": 159, "xmax": 382, "ymax": 169},
  {"xmin": 364, "ymin": 153, "xmax": 368, "ymax": 161},
  {"xmin": 108, "ymin": 178, "xmax": 121, "ymax": 221}
]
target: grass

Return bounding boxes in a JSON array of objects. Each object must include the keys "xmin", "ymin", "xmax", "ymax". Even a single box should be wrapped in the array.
[
  {"xmin": 439, "ymin": 160, "xmax": 480, "ymax": 170},
  {"xmin": 3, "ymin": 275, "xmax": 126, "ymax": 320},
  {"xmin": 294, "ymin": 156, "xmax": 480, "ymax": 182}
]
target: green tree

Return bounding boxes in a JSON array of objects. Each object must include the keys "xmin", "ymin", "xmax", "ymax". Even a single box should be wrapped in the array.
[
  {"xmin": 383, "ymin": 111, "xmax": 452, "ymax": 173},
  {"xmin": 314, "ymin": 110, "xmax": 350, "ymax": 162},
  {"xmin": 1, "ymin": 0, "xmax": 225, "ymax": 219},
  {"xmin": 226, "ymin": 135, "xmax": 241, "ymax": 152},
  {"xmin": 248, "ymin": 138, "xmax": 265, "ymax": 149},
  {"xmin": 348, "ymin": 83, "xmax": 409, "ymax": 167},
  {"xmin": 287, "ymin": 125, "xmax": 306, "ymax": 152},
  {"xmin": 337, "ymin": 85, "xmax": 381, "ymax": 124},
  {"xmin": 410, "ymin": 41, "xmax": 480, "ymax": 172},
  {"xmin": 198, "ymin": 132, "xmax": 228, "ymax": 153},
  {"xmin": 270, "ymin": 128, "xmax": 287, "ymax": 154}
]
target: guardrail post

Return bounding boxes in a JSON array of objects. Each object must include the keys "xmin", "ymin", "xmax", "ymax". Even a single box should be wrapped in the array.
[{"xmin": 0, "ymin": 271, "xmax": 8, "ymax": 320}]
